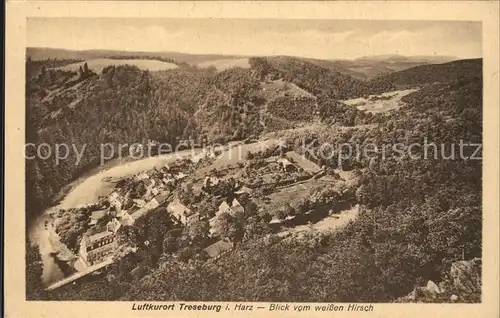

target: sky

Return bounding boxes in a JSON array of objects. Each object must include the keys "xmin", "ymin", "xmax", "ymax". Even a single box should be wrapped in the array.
[{"xmin": 27, "ymin": 18, "xmax": 482, "ymax": 60}]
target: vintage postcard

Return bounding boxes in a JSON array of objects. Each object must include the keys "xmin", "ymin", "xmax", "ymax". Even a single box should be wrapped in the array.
[{"xmin": 4, "ymin": 1, "xmax": 499, "ymax": 318}]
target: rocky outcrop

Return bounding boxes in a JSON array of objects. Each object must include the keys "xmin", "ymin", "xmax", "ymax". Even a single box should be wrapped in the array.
[
  {"xmin": 450, "ymin": 257, "xmax": 481, "ymax": 298},
  {"xmin": 397, "ymin": 258, "xmax": 481, "ymax": 303}
]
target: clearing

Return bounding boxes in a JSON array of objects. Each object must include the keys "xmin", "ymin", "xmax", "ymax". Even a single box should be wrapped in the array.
[
  {"xmin": 53, "ymin": 58, "xmax": 178, "ymax": 73},
  {"xmin": 56, "ymin": 148, "xmax": 198, "ymax": 210},
  {"xmin": 342, "ymin": 88, "xmax": 419, "ymax": 113},
  {"xmin": 278, "ymin": 204, "xmax": 360, "ymax": 239}
]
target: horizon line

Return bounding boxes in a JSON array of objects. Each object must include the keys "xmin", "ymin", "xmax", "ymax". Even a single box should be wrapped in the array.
[{"xmin": 25, "ymin": 46, "xmax": 482, "ymax": 62}]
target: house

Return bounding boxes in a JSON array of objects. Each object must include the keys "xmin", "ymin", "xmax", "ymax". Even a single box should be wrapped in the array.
[
  {"xmin": 79, "ymin": 219, "xmax": 120, "ymax": 267},
  {"xmin": 285, "ymin": 151, "xmax": 321, "ymax": 174},
  {"xmin": 186, "ymin": 212, "xmax": 200, "ymax": 225},
  {"xmin": 130, "ymin": 198, "xmax": 160, "ymax": 220},
  {"xmin": 146, "ymin": 178, "xmax": 156, "ymax": 189},
  {"xmin": 208, "ymin": 218, "xmax": 218, "ymax": 236},
  {"xmin": 277, "ymin": 158, "xmax": 296, "ymax": 172},
  {"xmin": 107, "ymin": 218, "xmax": 122, "ymax": 234},
  {"xmin": 203, "ymin": 176, "xmax": 220, "ymax": 189},
  {"xmin": 130, "ymin": 265, "xmax": 149, "ymax": 280},
  {"xmin": 232, "ymin": 198, "xmax": 243, "ymax": 208},
  {"xmin": 89, "ymin": 209, "xmax": 108, "ymax": 226},
  {"xmin": 217, "ymin": 201, "xmax": 231, "ymax": 215},
  {"xmin": 216, "ymin": 199, "xmax": 244, "ymax": 217},
  {"xmin": 136, "ymin": 172, "xmax": 149, "ymax": 181},
  {"xmin": 175, "ymin": 172, "xmax": 187, "ymax": 180},
  {"xmin": 204, "ymin": 238, "xmax": 233, "ymax": 259},
  {"xmin": 151, "ymin": 187, "xmax": 159, "ymax": 196},
  {"xmin": 235, "ymin": 186, "xmax": 253, "ymax": 196},
  {"xmin": 119, "ymin": 212, "xmax": 135, "ymax": 226},
  {"xmin": 108, "ymin": 192, "xmax": 119, "ymax": 202},
  {"xmin": 269, "ymin": 217, "xmax": 282, "ymax": 225},
  {"xmin": 109, "ymin": 200, "xmax": 122, "ymax": 216},
  {"xmin": 167, "ymin": 199, "xmax": 199, "ymax": 225}
]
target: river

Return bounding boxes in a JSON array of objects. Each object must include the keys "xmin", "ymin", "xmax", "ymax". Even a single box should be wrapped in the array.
[{"xmin": 28, "ymin": 148, "xmax": 201, "ymax": 286}]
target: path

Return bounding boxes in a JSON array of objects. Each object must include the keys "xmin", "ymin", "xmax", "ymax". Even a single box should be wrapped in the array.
[{"xmin": 46, "ymin": 257, "xmax": 114, "ymax": 291}]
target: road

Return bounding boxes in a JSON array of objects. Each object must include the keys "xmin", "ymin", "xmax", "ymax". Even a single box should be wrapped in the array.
[
  {"xmin": 30, "ymin": 149, "xmax": 200, "ymax": 287},
  {"xmin": 46, "ymin": 257, "xmax": 114, "ymax": 291}
]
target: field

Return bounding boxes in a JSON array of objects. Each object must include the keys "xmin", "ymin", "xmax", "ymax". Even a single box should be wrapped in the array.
[
  {"xmin": 342, "ymin": 88, "xmax": 419, "ymax": 113},
  {"xmin": 266, "ymin": 181, "xmax": 320, "ymax": 209},
  {"xmin": 53, "ymin": 58, "xmax": 178, "ymax": 73},
  {"xmin": 198, "ymin": 139, "xmax": 280, "ymax": 173},
  {"xmin": 197, "ymin": 58, "xmax": 251, "ymax": 71}
]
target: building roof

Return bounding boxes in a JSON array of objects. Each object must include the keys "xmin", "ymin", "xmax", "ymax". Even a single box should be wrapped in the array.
[
  {"xmin": 86, "ymin": 230, "xmax": 114, "ymax": 243},
  {"xmin": 285, "ymin": 151, "xmax": 321, "ymax": 173},
  {"xmin": 130, "ymin": 265, "xmax": 148, "ymax": 279},
  {"xmin": 203, "ymin": 176, "xmax": 220, "ymax": 187},
  {"xmin": 120, "ymin": 212, "xmax": 135, "ymax": 226},
  {"xmin": 204, "ymin": 239, "xmax": 233, "ymax": 258},
  {"xmin": 167, "ymin": 200, "xmax": 191, "ymax": 217},
  {"xmin": 269, "ymin": 218, "xmax": 282, "ymax": 224},
  {"xmin": 277, "ymin": 158, "xmax": 293, "ymax": 166},
  {"xmin": 145, "ymin": 178, "xmax": 156, "ymax": 187},
  {"xmin": 91, "ymin": 209, "xmax": 108, "ymax": 220},
  {"xmin": 131, "ymin": 199, "xmax": 160, "ymax": 220},
  {"xmin": 107, "ymin": 218, "xmax": 122, "ymax": 233},
  {"xmin": 231, "ymin": 198, "xmax": 242, "ymax": 207},
  {"xmin": 218, "ymin": 201, "xmax": 231, "ymax": 214},
  {"xmin": 108, "ymin": 192, "xmax": 119, "ymax": 202},
  {"xmin": 132, "ymin": 199, "xmax": 146, "ymax": 208},
  {"xmin": 175, "ymin": 172, "xmax": 187, "ymax": 180},
  {"xmin": 235, "ymin": 186, "xmax": 253, "ymax": 195},
  {"xmin": 231, "ymin": 205, "xmax": 245, "ymax": 215}
]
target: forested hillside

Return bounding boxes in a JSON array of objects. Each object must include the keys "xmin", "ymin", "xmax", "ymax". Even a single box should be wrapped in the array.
[
  {"xmin": 26, "ymin": 56, "xmax": 379, "ymax": 218},
  {"xmin": 114, "ymin": 62, "xmax": 482, "ymax": 301}
]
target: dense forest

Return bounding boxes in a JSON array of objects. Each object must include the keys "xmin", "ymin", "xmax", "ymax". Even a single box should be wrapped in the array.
[
  {"xmin": 26, "ymin": 56, "xmax": 384, "ymax": 217},
  {"xmin": 26, "ymin": 55, "xmax": 482, "ymax": 302}
]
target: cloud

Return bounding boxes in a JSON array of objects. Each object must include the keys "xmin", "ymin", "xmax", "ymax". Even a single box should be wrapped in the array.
[{"xmin": 27, "ymin": 19, "xmax": 481, "ymax": 59}]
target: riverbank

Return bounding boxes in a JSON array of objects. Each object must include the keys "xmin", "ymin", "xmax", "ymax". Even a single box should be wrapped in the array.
[{"xmin": 30, "ymin": 148, "xmax": 203, "ymax": 286}]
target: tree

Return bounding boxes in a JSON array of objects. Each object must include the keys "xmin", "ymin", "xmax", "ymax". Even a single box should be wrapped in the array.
[
  {"xmin": 212, "ymin": 212, "xmax": 244, "ymax": 243},
  {"xmin": 186, "ymin": 220, "xmax": 210, "ymax": 244},
  {"xmin": 26, "ymin": 240, "xmax": 46, "ymax": 300},
  {"xmin": 162, "ymin": 235, "xmax": 178, "ymax": 254}
]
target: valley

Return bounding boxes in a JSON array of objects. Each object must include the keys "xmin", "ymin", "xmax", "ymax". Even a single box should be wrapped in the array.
[{"xmin": 25, "ymin": 50, "xmax": 482, "ymax": 303}]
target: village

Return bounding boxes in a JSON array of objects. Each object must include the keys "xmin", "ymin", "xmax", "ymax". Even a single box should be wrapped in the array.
[{"xmin": 48, "ymin": 140, "xmax": 360, "ymax": 290}]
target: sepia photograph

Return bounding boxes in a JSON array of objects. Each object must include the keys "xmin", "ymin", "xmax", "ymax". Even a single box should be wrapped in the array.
[
  {"xmin": 24, "ymin": 16, "xmax": 485, "ymax": 303},
  {"xmin": 3, "ymin": 2, "xmax": 498, "ymax": 317}
]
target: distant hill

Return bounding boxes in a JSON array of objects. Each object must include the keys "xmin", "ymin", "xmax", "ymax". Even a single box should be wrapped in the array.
[
  {"xmin": 324, "ymin": 55, "xmax": 458, "ymax": 80},
  {"xmin": 372, "ymin": 58, "xmax": 482, "ymax": 87},
  {"xmin": 53, "ymin": 58, "xmax": 178, "ymax": 73},
  {"xmin": 27, "ymin": 47, "xmax": 243, "ymax": 65},
  {"xmin": 28, "ymin": 48, "xmax": 457, "ymax": 80},
  {"xmin": 197, "ymin": 58, "xmax": 251, "ymax": 71},
  {"xmin": 250, "ymin": 56, "xmax": 367, "ymax": 99}
]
